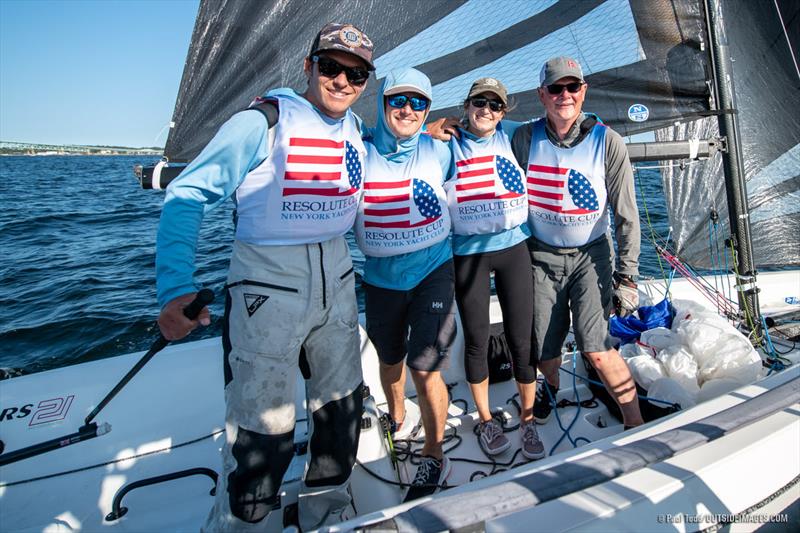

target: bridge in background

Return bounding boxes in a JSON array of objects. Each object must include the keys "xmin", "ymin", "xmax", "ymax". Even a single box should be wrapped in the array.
[{"xmin": 0, "ymin": 141, "xmax": 162, "ymax": 155}]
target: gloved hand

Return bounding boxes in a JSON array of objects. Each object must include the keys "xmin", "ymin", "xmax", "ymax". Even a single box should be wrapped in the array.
[{"xmin": 612, "ymin": 272, "xmax": 638, "ymax": 318}]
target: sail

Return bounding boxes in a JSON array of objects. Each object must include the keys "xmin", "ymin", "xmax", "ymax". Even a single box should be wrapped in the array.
[
  {"xmin": 164, "ymin": 0, "xmax": 712, "ymax": 162},
  {"xmin": 657, "ymin": 0, "xmax": 800, "ymax": 269}
]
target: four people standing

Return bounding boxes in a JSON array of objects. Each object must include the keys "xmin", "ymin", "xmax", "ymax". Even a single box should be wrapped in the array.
[{"xmin": 156, "ymin": 20, "xmax": 645, "ymax": 520}]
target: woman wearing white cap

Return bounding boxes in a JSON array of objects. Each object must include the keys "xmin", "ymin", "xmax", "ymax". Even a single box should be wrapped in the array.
[{"xmin": 445, "ymin": 78, "xmax": 544, "ymax": 461}]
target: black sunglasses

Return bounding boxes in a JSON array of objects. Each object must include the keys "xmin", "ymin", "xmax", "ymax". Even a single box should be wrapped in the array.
[
  {"xmin": 469, "ymin": 97, "xmax": 505, "ymax": 112},
  {"xmin": 311, "ymin": 55, "xmax": 369, "ymax": 86},
  {"xmin": 545, "ymin": 82, "xmax": 584, "ymax": 95}
]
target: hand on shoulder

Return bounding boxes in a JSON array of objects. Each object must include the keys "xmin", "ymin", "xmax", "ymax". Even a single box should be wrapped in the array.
[{"xmin": 426, "ymin": 116, "xmax": 461, "ymax": 141}]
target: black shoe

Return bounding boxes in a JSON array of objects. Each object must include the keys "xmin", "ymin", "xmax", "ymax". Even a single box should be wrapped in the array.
[
  {"xmin": 534, "ymin": 380, "xmax": 559, "ymax": 424},
  {"xmin": 403, "ymin": 455, "xmax": 451, "ymax": 502}
]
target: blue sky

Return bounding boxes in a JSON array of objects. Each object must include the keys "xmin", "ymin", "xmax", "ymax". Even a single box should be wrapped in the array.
[{"xmin": 0, "ymin": 0, "xmax": 199, "ymax": 148}]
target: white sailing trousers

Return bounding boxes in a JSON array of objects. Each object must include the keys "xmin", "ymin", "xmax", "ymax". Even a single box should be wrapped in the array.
[{"xmin": 203, "ymin": 238, "xmax": 363, "ymax": 532}]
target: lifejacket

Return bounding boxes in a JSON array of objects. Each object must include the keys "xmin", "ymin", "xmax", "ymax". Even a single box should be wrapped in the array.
[
  {"xmin": 355, "ymin": 135, "xmax": 450, "ymax": 257},
  {"xmin": 526, "ymin": 118, "xmax": 609, "ymax": 248},
  {"xmin": 235, "ymin": 93, "xmax": 367, "ymax": 245},
  {"xmin": 446, "ymin": 125, "xmax": 528, "ymax": 235}
]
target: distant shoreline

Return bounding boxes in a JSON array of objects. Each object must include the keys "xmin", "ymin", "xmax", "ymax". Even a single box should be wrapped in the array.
[{"xmin": 0, "ymin": 151, "xmax": 162, "ymax": 157}]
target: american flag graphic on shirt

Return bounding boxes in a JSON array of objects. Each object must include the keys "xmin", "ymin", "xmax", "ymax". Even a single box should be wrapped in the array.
[
  {"xmin": 526, "ymin": 164, "xmax": 599, "ymax": 214},
  {"xmin": 282, "ymin": 138, "xmax": 362, "ymax": 196},
  {"xmin": 455, "ymin": 155, "xmax": 525, "ymax": 203},
  {"xmin": 362, "ymin": 178, "xmax": 442, "ymax": 228}
]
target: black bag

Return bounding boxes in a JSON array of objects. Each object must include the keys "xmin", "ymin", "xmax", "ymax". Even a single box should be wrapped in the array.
[
  {"xmin": 487, "ymin": 322, "xmax": 513, "ymax": 383},
  {"xmin": 580, "ymin": 353, "xmax": 679, "ymax": 423}
]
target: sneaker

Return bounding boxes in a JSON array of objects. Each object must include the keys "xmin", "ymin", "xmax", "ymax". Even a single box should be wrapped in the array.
[
  {"xmin": 403, "ymin": 455, "xmax": 451, "ymax": 502},
  {"xmin": 389, "ymin": 410, "xmax": 422, "ymax": 441},
  {"xmin": 477, "ymin": 419, "xmax": 511, "ymax": 456},
  {"xmin": 520, "ymin": 421, "xmax": 546, "ymax": 460},
  {"xmin": 534, "ymin": 380, "xmax": 559, "ymax": 424}
]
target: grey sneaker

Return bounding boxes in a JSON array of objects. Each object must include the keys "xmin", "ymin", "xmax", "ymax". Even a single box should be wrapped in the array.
[
  {"xmin": 520, "ymin": 421, "xmax": 546, "ymax": 460},
  {"xmin": 477, "ymin": 419, "xmax": 511, "ymax": 456}
]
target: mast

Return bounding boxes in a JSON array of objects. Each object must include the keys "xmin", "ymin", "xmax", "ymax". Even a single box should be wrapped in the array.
[{"xmin": 704, "ymin": 0, "xmax": 762, "ymax": 331}]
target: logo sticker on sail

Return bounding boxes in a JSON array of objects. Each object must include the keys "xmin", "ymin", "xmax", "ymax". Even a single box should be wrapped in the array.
[
  {"xmin": 244, "ymin": 293, "xmax": 269, "ymax": 317},
  {"xmin": 628, "ymin": 104, "xmax": 649, "ymax": 122}
]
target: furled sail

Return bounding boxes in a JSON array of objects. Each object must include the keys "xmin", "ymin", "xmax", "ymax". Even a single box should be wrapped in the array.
[
  {"xmin": 164, "ymin": 0, "xmax": 712, "ymax": 162},
  {"xmin": 657, "ymin": 0, "xmax": 799, "ymax": 269}
]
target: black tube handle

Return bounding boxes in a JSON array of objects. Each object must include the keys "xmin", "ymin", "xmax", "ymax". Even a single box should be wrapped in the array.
[{"xmin": 182, "ymin": 288, "xmax": 215, "ymax": 320}]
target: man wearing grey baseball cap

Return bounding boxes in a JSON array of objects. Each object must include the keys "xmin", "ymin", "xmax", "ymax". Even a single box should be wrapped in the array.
[
  {"xmin": 509, "ymin": 56, "xmax": 645, "ymax": 430},
  {"xmin": 156, "ymin": 22, "xmax": 375, "ymax": 532}
]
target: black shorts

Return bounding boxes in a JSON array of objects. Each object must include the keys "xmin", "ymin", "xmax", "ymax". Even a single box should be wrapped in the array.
[{"xmin": 364, "ymin": 260, "xmax": 457, "ymax": 372}]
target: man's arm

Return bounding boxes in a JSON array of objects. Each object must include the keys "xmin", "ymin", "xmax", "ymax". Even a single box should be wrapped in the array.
[
  {"xmin": 605, "ymin": 128, "xmax": 640, "ymax": 277},
  {"xmin": 510, "ymin": 121, "xmax": 534, "ymax": 170},
  {"xmin": 156, "ymin": 111, "xmax": 270, "ymax": 338}
]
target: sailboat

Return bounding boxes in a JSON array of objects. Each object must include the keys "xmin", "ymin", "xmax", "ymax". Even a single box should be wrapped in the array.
[{"xmin": 2, "ymin": 0, "xmax": 798, "ymax": 531}]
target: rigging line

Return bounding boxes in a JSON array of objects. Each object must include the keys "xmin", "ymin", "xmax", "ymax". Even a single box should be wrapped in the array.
[
  {"xmin": 634, "ymin": 165, "xmax": 669, "ymax": 285},
  {"xmin": 774, "ymin": 0, "xmax": 800, "ymax": 82},
  {"xmin": 0, "ymin": 429, "xmax": 225, "ymax": 488},
  {"xmin": 728, "ymin": 239, "xmax": 761, "ymax": 339},
  {"xmin": 657, "ymin": 248, "xmax": 739, "ymax": 317}
]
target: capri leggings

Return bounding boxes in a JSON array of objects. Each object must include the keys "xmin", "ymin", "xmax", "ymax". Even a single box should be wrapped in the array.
[{"xmin": 454, "ymin": 240, "xmax": 536, "ymax": 384}]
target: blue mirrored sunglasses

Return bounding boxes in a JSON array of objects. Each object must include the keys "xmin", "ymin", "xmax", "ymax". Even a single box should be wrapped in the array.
[{"xmin": 386, "ymin": 94, "xmax": 430, "ymax": 111}]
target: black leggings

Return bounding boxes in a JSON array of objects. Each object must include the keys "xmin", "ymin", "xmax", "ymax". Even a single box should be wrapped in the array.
[{"xmin": 454, "ymin": 240, "xmax": 536, "ymax": 384}]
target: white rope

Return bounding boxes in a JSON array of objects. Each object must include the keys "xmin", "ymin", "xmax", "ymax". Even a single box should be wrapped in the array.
[{"xmin": 774, "ymin": 0, "xmax": 800, "ymax": 81}]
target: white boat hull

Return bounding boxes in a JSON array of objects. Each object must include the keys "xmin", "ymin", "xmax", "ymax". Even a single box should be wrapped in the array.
[{"xmin": 1, "ymin": 271, "xmax": 799, "ymax": 531}]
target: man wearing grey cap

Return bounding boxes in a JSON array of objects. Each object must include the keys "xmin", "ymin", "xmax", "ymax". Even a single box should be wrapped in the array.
[
  {"xmin": 510, "ymin": 56, "xmax": 644, "ymax": 429},
  {"xmin": 155, "ymin": 22, "xmax": 375, "ymax": 531}
]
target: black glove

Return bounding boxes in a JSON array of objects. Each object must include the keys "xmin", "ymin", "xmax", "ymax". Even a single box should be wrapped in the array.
[{"xmin": 612, "ymin": 272, "xmax": 638, "ymax": 318}]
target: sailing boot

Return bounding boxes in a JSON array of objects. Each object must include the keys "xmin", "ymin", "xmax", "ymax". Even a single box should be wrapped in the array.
[{"xmin": 534, "ymin": 380, "xmax": 559, "ymax": 424}]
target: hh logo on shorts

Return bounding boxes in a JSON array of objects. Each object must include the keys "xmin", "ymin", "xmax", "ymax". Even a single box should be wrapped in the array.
[
  {"xmin": 244, "ymin": 293, "xmax": 269, "ymax": 317},
  {"xmin": 431, "ymin": 301, "xmax": 444, "ymax": 310}
]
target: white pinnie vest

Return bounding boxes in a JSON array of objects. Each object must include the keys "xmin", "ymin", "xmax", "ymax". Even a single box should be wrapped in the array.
[
  {"xmin": 355, "ymin": 135, "xmax": 451, "ymax": 257},
  {"xmin": 235, "ymin": 93, "xmax": 367, "ymax": 245},
  {"xmin": 445, "ymin": 125, "xmax": 528, "ymax": 235},
  {"xmin": 526, "ymin": 118, "xmax": 609, "ymax": 248}
]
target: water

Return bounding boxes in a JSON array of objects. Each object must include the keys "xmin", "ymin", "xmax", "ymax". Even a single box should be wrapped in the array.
[{"xmin": 0, "ymin": 156, "xmax": 669, "ymax": 376}]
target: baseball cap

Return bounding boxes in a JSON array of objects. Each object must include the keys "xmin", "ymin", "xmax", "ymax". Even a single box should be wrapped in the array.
[
  {"xmin": 383, "ymin": 83, "xmax": 432, "ymax": 100},
  {"xmin": 539, "ymin": 56, "xmax": 584, "ymax": 87},
  {"xmin": 309, "ymin": 23, "xmax": 375, "ymax": 71},
  {"xmin": 467, "ymin": 77, "xmax": 508, "ymax": 105}
]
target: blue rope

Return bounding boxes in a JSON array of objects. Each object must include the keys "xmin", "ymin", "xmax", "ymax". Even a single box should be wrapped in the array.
[
  {"xmin": 547, "ymin": 353, "xmax": 587, "ymax": 455},
  {"xmin": 557, "ymin": 365, "xmax": 679, "ymax": 408}
]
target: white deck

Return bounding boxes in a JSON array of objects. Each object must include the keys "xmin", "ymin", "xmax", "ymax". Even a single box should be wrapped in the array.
[{"xmin": 0, "ymin": 271, "xmax": 798, "ymax": 532}]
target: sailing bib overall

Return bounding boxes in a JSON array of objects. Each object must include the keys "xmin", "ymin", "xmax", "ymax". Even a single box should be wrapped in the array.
[{"xmin": 204, "ymin": 94, "xmax": 366, "ymax": 532}]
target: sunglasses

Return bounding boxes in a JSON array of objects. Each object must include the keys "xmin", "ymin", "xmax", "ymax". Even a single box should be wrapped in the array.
[
  {"xmin": 469, "ymin": 97, "xmax": 505, "ymax": 112},
  {"xmin": 545, "ymin": 82, "xmax": 584, "ymax": 95},
  {"xmin": 311, "ymin": 55, "xmax": 369, "ymax": 86},
  {"xmin": 386, "ymin": 94, "xmax": 430, "ymax": 111}
]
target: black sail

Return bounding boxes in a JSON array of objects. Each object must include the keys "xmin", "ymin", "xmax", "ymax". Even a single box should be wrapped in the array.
[
  {"xmin": 164, "ymin": 0, "xmax": 712, "ymax": 162},
  {"xmin": 657, "ymin": 0, "xmax": 800, "ymax": 268}
]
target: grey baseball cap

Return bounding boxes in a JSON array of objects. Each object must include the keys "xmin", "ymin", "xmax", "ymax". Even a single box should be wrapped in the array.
[
  {"xmin": 539, "ymin": 56, "xmax": 584, "ymax": 87},
  {"xmin": 467, "ymin": 77, "xmax": 508, "ymax": 105},
  {"xmin": 309, "ymin": 23, "xmax": 375, "ymax": 71}
]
